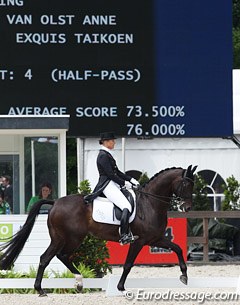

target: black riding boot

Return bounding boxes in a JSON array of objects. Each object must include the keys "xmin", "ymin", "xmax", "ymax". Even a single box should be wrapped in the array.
[{"xmin": 119, "ymin": 208, "xmax": 138, "ymax": 245}]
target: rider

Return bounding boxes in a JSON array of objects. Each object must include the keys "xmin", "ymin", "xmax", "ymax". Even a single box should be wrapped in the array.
[{"xmin": 85, "ymin": 132, "xmax": 139, "ymax": 245}]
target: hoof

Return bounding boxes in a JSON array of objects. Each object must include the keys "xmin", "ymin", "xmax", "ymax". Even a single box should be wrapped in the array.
[
  {"xmin": 117, "ymin": 284, "xmax": 125, "ymax": 291},
  {"xmin": 180, "ymin": 275, "xmax": 188, "ymax": 285},
  {"xmin": 38, "ymin": 292, "xmax": 48, "ymax": 297},
  {"xmin": 75, "ymin": 284, "xmax": 83, "ymax": 292}
]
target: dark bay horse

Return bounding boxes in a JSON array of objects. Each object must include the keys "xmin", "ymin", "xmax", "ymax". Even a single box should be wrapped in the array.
[{"xmin": 0, "ymin": 165, "xmax": 197, "ymax": 295}]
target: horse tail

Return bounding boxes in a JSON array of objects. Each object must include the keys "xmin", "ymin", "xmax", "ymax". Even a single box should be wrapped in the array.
[{"xmin": 0, "ymin": 199, "xmax": 55, "ymax": 270}]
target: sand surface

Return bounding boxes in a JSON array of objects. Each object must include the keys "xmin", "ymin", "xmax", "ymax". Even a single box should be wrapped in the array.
[{"xmin": 1, "ymin": 264, "xmax": 240, "ymax": 305}]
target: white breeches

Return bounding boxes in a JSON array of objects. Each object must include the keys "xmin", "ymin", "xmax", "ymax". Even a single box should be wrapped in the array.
[{"xmin": 103, "ymin": 180, "xmax": 132, "ymax": 212}]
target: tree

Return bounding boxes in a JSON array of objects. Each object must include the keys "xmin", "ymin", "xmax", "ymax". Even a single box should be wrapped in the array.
[
  {"xmin": 233, "ymin": 0, "xmax": 240, "ymax": 68},
  {"xmin": 233, "ymin": 0, "xmax": 240, "ymax": 29},
  {"xmin": 66, "ymin": 138, "xmax": 77, "ymax": 194},
  {"xmin": 138, "ymin": 172, "xmax": 149, "ymax": 185},
  {"xmin": 233, "ymin": 28, "xmax": 240, "ymax": 68},
  {"xmin": 72, "ymin": 180, "xmax": 112, "ymax": 277},
  {"xmin": 192, "ymin": 174, "xmax": 211, "ymax": 211},
  {"xmin": 187, "ymin": 174, "xmax": 211, "ymax": 238},
  {"xmin": 222, "ymin": 175, "xmax": 240, "ymax": 210}
]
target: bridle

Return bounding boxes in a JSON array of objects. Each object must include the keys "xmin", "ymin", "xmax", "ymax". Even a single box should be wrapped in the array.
[
  {"xmin": 135, "ymin": 175, "xmax": 194, "ymax": 211},
  {"xmin": 172, "ymin": 176, "xmax": 194, "ymax": 211}
]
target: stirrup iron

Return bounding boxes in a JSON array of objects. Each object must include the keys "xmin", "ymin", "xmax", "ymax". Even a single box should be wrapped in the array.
[{"xmin": 119, "ymin": 232, "xmax": 139, "ymax": 246}]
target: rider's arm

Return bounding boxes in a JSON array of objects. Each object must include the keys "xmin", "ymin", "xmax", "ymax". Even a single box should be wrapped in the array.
[{"xmin": 98, "ymin": 153, "xmax": 127, "ymax": 186}]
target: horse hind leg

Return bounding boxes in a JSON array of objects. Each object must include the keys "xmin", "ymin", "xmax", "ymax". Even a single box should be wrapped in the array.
[
  {"xmin": 56, "ymin": 235, "xmax": 87, "ymax": 292},
  {"xmin": 117, "ymin": 241, "xmax": 143, "ymax": 291},
  {"xmin": 57, "ymin": 252, "xmax": 83, "ymax": 292},
  {"xmin": 34, "ymin": 240, "xmax": 63, "ymax": 296}
]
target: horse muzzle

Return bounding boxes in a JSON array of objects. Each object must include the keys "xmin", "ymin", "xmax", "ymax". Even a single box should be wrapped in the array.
[{"xmin": 177, "ymin": 199, "xmax": 192, "ymax": 212}]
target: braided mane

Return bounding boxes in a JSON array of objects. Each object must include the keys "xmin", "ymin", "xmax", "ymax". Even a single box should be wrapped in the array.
[{"xmin": 142, "ymin": 167, "xmax": 183, "ymax": 187}]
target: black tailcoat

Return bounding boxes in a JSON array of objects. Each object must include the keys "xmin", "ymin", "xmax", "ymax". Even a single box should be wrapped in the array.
[{"xmin": 84, "ymin": 149, "xmax": 132, "ymax": 202}]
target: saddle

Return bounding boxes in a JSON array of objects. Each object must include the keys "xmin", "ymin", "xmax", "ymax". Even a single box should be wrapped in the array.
[
  {"xmin": 92, "ymin": 188, "xmax": 136, "ymax": 225},
  {"xmin": 114, "ymin": 188, "xmax": 135, "ymax": 220}
]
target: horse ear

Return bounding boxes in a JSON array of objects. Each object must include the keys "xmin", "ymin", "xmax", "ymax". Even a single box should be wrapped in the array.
[
  {"xmin": 186, "ymin": 165, "xmax": 192, "ymax": 176},
  {"xmin": 191, "ymin": 165, "xmax": 198, "ymax": 175},
  {"xmin": 183, "ymin": 165, "xmax": 192, "ymax": 178}
]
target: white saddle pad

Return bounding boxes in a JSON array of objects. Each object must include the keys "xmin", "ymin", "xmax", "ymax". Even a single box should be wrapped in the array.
[{"xmin": 92, "ymin": 190, "xmax": 136, "ymax": 225}]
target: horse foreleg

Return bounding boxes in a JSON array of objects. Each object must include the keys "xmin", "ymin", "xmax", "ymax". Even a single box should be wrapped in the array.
[
  {"xmin": 154, "ymin": 238, "xmax": 188, "ymax": 285},
  {"xmin": 117, "ymin": 241, "xmax": 143, "ymax": 291}
]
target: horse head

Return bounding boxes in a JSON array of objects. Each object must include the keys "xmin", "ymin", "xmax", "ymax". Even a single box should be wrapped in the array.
[{"xmin": 172, "ymin": 165, "xmax": 197, "ymax": 212}]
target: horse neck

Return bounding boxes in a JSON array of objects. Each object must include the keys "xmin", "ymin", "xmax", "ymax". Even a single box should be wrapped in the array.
[
  {"xmin": 141, "ymin": 176, "xmax": 173, "ymax": 211},
  {"xmin": 146, "ymin": 172, "xmax": 174, "ymax": 196}
]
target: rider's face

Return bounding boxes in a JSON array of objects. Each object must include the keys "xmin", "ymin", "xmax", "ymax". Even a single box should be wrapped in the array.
[{"xmin": 103, "ymin": 139, "xmax": 115, "ymax": 150}]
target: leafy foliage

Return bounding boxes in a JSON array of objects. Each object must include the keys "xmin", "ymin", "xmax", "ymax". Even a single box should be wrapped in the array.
[
  {"xmin": 0, "ymin": 266, "xmax": 48, "ymax": 294},
  {"xmin": 222, "ymin": 175, "xmax": 240, "ymax": 210},
  {"xmin": 74, "ymin": 179, "xmax": 112, "ymax": 277},
  {"xmin": 78, "ymin": 179, "xmax": 92, "ymax": 196},
  {"xmin": 51, "ymin": 263, "xmax": 95, "ymax": 293},
  {"xmin": 0, "ymin": 265, "xmax": 95, "ymax": 294},
  {"xmin": 233, "ymin": 0, "xmax": 240, "ymax": 29},
  {"xmin": 233, "ymin": 28, "xmax": 240, "ymax": 68},
  {"xmin": 233, "ymin": 0, "xmax": 240, "ymax": 68},
  {"xmin": 71, "ymin": 236, "xmax": 112, "ymax": 277},
  {"xmin": 138, "ymin": 172, "xmax": 150, "ymax": 185},
  {"xmin": 66, "ymin": 138, "xmax": 77, "ymax": 194},
  {"xmin": 187, "ymin": 174, "xmax": 211, "ymax": 238},
  {"xmin": 192, "ymin": 174, "xmax": 211, "ymax": 211}
]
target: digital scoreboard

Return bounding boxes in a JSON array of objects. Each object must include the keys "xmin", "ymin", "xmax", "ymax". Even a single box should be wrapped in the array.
[{"xmin": 0, "ymin": 0, "xmax": 233, "ymax": 137}]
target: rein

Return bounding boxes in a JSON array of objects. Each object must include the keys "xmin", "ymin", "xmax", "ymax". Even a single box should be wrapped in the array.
[
  {"xmin": 135, "ymin": 176, "xmax": 194, "ymax": 208},
  {"xmin": 135, "ymin": 188, "xmax": 173, "ymax": 205},
  {"xmin": 135, "ymin": 188, "xmax": 182, "ymax": 209}
]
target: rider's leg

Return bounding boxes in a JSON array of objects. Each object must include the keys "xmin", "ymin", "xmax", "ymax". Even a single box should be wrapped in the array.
[
  {"xmin": 103, "ymin": 181, "xmax": 132, "ymax": 212},
  {"xmin": 103, "ymin": 181, "xmax": 138, "ymax": 245},
  {"xmin": 119, "ymin": 208, "xmax": 136, "ymax": 245},
  {"xmin": 120, "ymin": 208, "xmax": 130, "ymax": 236}
]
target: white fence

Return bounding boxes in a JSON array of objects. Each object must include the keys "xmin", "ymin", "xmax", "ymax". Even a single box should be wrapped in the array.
[
  {"xmin": 0, "ymin": 215, "xmax": 66, "ymax": 272},
  {"xmin": 0, "ymin": 276, "xmax": 240, "ymax": 296}
]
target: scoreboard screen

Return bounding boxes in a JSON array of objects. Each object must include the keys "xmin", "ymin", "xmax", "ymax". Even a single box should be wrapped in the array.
[{"xmin": 0, "ymin": 0, "xmax": 233, "ymax": 137}]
